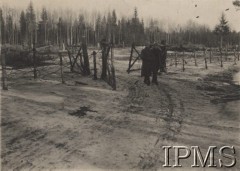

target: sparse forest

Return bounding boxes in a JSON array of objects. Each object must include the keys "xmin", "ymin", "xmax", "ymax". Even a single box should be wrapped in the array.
[{"xmin": 0, "ymin": 2, "xmax": 239, "ymax": 48}]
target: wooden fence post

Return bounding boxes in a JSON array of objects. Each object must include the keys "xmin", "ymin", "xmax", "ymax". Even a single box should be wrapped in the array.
[
  {"xmin": 1, "ymin": 51, "xmax": 8, "ymax": 90},
  {"xmin": 128, "ymin": 43, "xmax": 134, "ymax": 73},
  {"xmin": 182, "ymin": 57, "xmax": 185, "ymax": 72},
  {"xmin": 93, "ymin": 51, "xmax": 97, "ymax": 80},
  {"xmin": 220, "ymin": 49, "xmax": 223, "ymax": 67},
  {"xmin": 204, "ymin": 57, "xmax": 208, "ymax": 69},
  {"xmin": 175, "ymin": 52, "xmax": 177, "ymax": 67},
  {"xmin": 59, "ymin": 52, "xmax": 65, "ymax": 84},
  {"xmin": 194, "ymin": 50, "xmax": 197, "ymax": 66},
  {"xmin": 225, "ymin": 48, "xmax": 228, "ymax": 61},
  {"xmin": 238, "ymin": 47, "xmax": 240, "ymax": 61},
  {"xmin": 234, "ymin": 49, "xmax": 237, "ymax": 65},
  {"xmin": 82, "ymin": 42, "xmax": 90, "ymax": 75},
  {"xmin": 209, "ymin": 48, "xmax": 212, "ymax": 63},
  {"xmin": 0, "ymin": 28, "xmax": 8, "ymax": 90},
  {"xmin": 101, "ymin": 42, "xmax": 107, "ymax": 80},
  {"xmin": 33, "ymin": 43, "xmax": 37, "ymax": 79},
  {"xmin": 111, "ymin": 45, "xmax": 116, "ymax": 90}
]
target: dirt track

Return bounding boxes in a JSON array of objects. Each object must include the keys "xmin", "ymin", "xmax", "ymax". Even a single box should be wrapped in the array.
[{"xmin": 1, "ymin": 52, "xmax": 240, "ymax": 170}]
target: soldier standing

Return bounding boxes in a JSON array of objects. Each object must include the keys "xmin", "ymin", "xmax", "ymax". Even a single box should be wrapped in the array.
[
  {"xmin": 151, "ymin": 43, "xmax": 162, "ymax": 84},
  {"xmin": 141, "ymin": 44, "xmax": 159, "ymax": 85}
]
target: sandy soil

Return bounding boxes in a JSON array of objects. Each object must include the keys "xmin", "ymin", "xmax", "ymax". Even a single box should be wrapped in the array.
[{"xmin": 1, "ymin": 48, "xmax": 240, "ymax": 171}]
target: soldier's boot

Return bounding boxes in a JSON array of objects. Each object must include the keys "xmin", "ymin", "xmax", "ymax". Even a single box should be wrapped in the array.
[
  {"xmin": 144, "ymin": 76, "xmax": 150, "ymax": 86},
  {"xmin": 159, "ymin": 66, "xmax": 164, "ymax": 72},
  {"xmin": 163, "ymin": 67, "xmax": 167, "ymax": 73},
  {"xmin": 152, "ymin": 74, "xmax": 158, "ymax": 85}
]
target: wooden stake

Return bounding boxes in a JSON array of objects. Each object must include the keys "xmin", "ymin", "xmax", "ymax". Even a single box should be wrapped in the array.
[
  {"xmin": 209, "ymin": 48, "xmax": 212, "ymax": 63},
  {"xmin": 82, "ymin": 42, "xmax": 90, "ymax": 75},
  {"xmin": 182, "ymin": 57, "xmax": 185, "ymax": 72},
  {"xmin": 33, "ymin": 43, "xmax": 37, "ymax": 79},
  {"xmin": 128, "ymin": 43, "xmax": 134, "ymax": 73},
  {"xmin": 238, "ymin": 48, "xmax": 240, "ymax": 61},
  {"xmin": 220, "ymin": 49, "xmax": 223, "ymax": 68},
  {"xmin": 203, "ymin": 49, "xmax": 206, "ymax": 58},
  {"xmin": 101, "ymin": 42, "xmax": 107, "ymax": 80},
  {"xmin": 204, "ymin": 57, "xmax": 208, "ymax": 69},
  {"xmin": 175, "ymin": 52, "xmax": 177, "ymax": 67},
  {"xmin": 225, "ymin": 48, "xmax": 228, "ymax": 61},
  {"xmin": 0, "ymin": 24, "xmax": 7, "ymax": 90},
  {"xmin": 1, "ymin": 51, "xmax": 8, "ymax": 90},
  {"xmin": 59, "ymin": 52, "xmax": 65, "ymax": 84},
  {"xmin": 111, "ymin": 45, "xmax": 116, "ymax": 90},
  {"xmin": 194, "ymin": 50, "xmax": 197, "ymax": 66},
  {"xmin": 234, "ymin": 49, "xmax": 237, "ymax": 65},
  {"xmin": 93, "ymin": 51, "xmax": 97, "ymax": 80}
]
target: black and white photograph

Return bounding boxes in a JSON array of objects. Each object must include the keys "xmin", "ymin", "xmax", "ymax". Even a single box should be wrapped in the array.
[{"xmin": 0, "ymin": 0, "xmax": 240, "ymax": 170}]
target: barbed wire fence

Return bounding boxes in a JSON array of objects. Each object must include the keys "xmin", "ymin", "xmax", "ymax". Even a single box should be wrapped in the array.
[
  {"xmin": 1, "ymin": 43, "xmax": 117, "ymax": 91},
  {"xmin": 126, "ymin": 45, "xmax": 240, "ymax": 75},
  {"xmin": 166, "ymin": 48, "xmax": 240, "ymax": 72}
]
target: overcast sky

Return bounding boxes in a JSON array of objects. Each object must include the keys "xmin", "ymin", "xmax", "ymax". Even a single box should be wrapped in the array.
[{"xmin": 1, "ymin": 0, "xmax": 240, "ymax": 31}]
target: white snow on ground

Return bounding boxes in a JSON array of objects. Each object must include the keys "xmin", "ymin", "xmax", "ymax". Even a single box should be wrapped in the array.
[{"xmin": 1, "ymin": 49, "xmax": 240, "ymax": 170}]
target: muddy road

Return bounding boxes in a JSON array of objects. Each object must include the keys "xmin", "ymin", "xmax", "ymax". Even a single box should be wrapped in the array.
[{"xmin": 1, "ymin": 54, "xmax": 240, "ymax": 170}]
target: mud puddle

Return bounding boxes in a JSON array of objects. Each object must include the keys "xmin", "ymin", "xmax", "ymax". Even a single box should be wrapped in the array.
[{"xmin": 69, "ymin": 106, "xmax": 97, "ymax": 118}]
